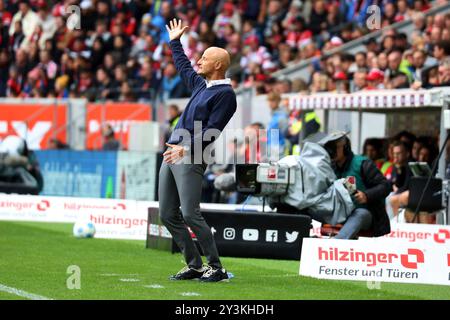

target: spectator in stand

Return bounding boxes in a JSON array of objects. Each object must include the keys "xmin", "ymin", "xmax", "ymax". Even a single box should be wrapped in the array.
[
  {"xmin": 385, "ymin": 50, "xmax": 410, "ymax": 89},
  {"xmin": 310, "ymin": 71, "xmax": 329, "ymax": 93},
  {"xmin": 410, "ymin": 49, "xmax": 427, "ymax": 85},
  {"xmin": 225, "ymin": 32, "xmax": 242, "ymax": 75},
  {"xmin": 10, "ymin": 20, "xmax": 25, "ymax": 53},
  {"xmin": 213, "ymin": 2, "xmax": 241, "ymax": 42},
  {"xmin": 36, "ymin": 49, "xmax": 57, "ymax": 83},
  {"xmin": 8, "ymin": 0, "xmax": 39, "ymax": 49},
  {"xmin": 263, "ymin": 0, "xmax": 287, "ymax": 39},
  {"xmin": 433, "ymin": 40, "xmax": 450, "ymax": 63},
  {"xmin": 54, "ymin": 74, "xmax": 69, "ymax": 98},
  {"xmin": 395, "ymin": 130, "xmax": 417, "ymax": 152},
  {"xmin": 390, "ymin": 140, "xmax": 413, "ymax": 193},
  {"xmin": 95, "ymin": 67, "xmax": 117, "ymax": 101},
  {"xmin": 394, "ymin": 33, "xmax": 410, "ymax": 52},
  {"xmin": 417, "ymin": 143, "xmax": 438, "ymax": 167},
  {"xmin": 76, "ymin": 69, "xmax": 95, "ymax": 100},
  {"xmin": 240, "ymin": 34, "xmax": 273, "ymax": 78},
  {"xmin": 7, "ymin": 65, "xmax": 22, "ymax": 97},
  {"xmin": 381, "ymin": 35, "xmax": 395, "ymax": 54},
  {"xmin": 118, "ymin": 81, "xmax": 136, "ymax": 102},
  {"xmin": 411, "ymin": 11, "xmax": 427, "ymax": 38},
  {"xmin": 180, "ymin": 3, "xmax": 201, "ymax": 32},
  {"xmin": 87, "ymin": 19, "xmax": 112, "ymax": 50},
  {"xmin": 435, "ymin": 57, "xmax": 450, "ymax": 87},
  {"xmin": 161, "ymin": 62, "xmax": 189, "ymax": 99},
  {"xmin": 150, "ymin": 0, "xmax": 175, "ymax": 44},
  {"xmin": 101, "ymin": 123, "xmax": 122, "ymax": 151},
  {"xmin": 309, "ymin": 0, "xmax": 328, "ymax": 36},
  {"xmin": 0, "ymin": 1, "xmax": 12, "ymax": 29},
  {"xmin": 377, "ymin": 52, "xmax": 388, "ymax": 72},
  {"xmin": 333, "ymin": 70, "xmax": 350, "ymax": 93},
  {"xmin": 282, "ymin": 0, "xmax": 303, "ymax": 32},
  {"xmin": 266, "ymin": 91, "xmax": 288, "ymax": 159},
  {"xmin": 354, "ymin": 52, "xmax": 367, "ymax": 70},
  {"xmin": 363, "ymin": 138, "xmax": 386, "ymax": 170},
  {"xmin": 387, "ymin": 141, "xmax": 413, "ymax": 219},
  {"xmin": 395, "ymin": 0, "xmax": 413, "ymax": 22},
  {"xmin": 365, "ymin": 68, "xmax": 385, "ymax": 90},
  {"xmin": 197, "ymin": 20, "xmax": 216, "ymax": 47},
  {"xmin": 352, "ymin": 70, "xmax": 367, "ymax": 92},
  {"xmin": 164, "ymin": 104, "xmax": 181, "ymax": 143},
  {"xmin": 381, "ymin": 138, "xmax": 395, "ymax": 181},
  {"xmin": 136, "ymin": 60, "xmax": 160, "ymax": 100},
  {"xmin": 90, "ymin": 37, "xmax": 106, "ymax": 72},
  {"xmin": 36, "ymin": 2, "xmax": 56, "ymax": 50}
]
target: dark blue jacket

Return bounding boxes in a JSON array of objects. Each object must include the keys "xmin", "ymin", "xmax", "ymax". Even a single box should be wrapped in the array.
[{"xmin": 167, "ymin": 39, "xmax": 237, "ymax": 152}]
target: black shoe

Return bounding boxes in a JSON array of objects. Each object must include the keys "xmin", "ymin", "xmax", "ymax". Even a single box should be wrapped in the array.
[
  {"xmin": 169, "ymin": 266, "xmax": 204, "ymax": 281},
  {"xmin": 200, "ymin": 266, "xmax": 229, "ymax": 282}
]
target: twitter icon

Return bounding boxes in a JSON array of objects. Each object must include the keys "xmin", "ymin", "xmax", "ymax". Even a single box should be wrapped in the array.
[{"xmin": 285, "ymin": 231, "xmax": 299, "ymax": 243}]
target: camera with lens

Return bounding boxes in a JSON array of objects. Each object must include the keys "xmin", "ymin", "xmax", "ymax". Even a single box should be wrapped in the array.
[{"xmin": 235, "ymin": 163, "xmax": 295, "ymax": 196}]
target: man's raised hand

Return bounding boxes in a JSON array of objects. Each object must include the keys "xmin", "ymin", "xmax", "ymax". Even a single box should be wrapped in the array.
[{"xmin": 166, "ymin": 19, "xmax": 189, "ymax": 41}]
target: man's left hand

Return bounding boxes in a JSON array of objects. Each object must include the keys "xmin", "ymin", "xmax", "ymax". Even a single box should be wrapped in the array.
[
  {"xmin": 163, "ymin": 143, "xmax": 185, "ymax": 164},
  {"xmin": 354, "ymin": 191, "xmax": 368, "ymax": 204}
]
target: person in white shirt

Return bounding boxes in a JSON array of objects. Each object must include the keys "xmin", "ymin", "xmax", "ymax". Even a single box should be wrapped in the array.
[{"xmin": 8, "ymin": 1, "xmax": 40, "ymax": 50}]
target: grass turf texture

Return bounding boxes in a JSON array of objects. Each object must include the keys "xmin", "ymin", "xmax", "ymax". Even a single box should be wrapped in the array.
[{"xmin": 0, "ymin": 221, "xmax": 449, "ymax": 300}]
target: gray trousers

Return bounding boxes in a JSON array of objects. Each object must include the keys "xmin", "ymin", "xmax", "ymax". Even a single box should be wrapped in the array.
[{"xmin": 158, "ymin": 161, "xmax": 222, "ymax": 269}]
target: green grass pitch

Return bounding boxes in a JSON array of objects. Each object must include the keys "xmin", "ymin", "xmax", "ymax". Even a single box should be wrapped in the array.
[{"xmin": 0, "ymin": 221, "xmax": 449, "ymax": 300}]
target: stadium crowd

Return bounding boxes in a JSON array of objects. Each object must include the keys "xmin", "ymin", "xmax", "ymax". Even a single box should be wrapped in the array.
[{"xmin": 0, "ymin": 0, "xmax": 449, "ymax": 102}]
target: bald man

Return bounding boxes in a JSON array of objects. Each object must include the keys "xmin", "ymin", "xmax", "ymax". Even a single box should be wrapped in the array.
[{"xmin": 159, "ymin": 19, "xmax": 236, "ymax": 282}]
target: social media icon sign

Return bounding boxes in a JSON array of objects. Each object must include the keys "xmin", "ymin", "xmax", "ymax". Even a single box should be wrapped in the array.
[
  {"xmin": 285, "ymin": 231, "xmax": 299, "ymax": 243},
  {"xmin": 223, "ymin": 228, "xmax": 236, "ymax": 240},
  {"xmin": 243, "ymin": 229, "xmax": 259, "ymax": 241},
  {"xmin": 266, "ymin": 230, "xmax": 278, "ymax": 242}
]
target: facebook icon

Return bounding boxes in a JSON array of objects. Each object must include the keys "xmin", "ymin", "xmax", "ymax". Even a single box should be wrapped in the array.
[{"xmin": 266, "ymin": 230, "xmax": 278, "ymax": 242}]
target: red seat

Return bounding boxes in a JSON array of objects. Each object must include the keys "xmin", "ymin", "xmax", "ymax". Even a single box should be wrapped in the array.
[{"xmin": 320, "ymin": 224, "xmax": 374, "ymax": 238}]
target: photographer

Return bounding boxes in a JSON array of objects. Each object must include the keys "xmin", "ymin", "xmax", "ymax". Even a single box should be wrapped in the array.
[{"xmin": 323, "ymin": 133, "xmax": 391, "ymax": 239}]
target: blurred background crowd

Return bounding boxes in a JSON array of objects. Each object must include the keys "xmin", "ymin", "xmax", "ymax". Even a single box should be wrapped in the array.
[{"xmin": 0, "ymin": 0, "xmax": 449, "ymax": 102}]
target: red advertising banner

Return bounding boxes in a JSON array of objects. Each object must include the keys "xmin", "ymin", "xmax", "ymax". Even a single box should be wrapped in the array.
[
  {"xmin": 86, "ymin": 103, "xmax": 152, "ymax": 150},
  {"xmin": 0, "ymin": 104, "xmax": 67, "ymax": 149}
]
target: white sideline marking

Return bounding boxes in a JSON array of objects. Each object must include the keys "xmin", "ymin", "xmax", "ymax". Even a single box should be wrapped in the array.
[
  {"xmin": 260, "ymin": 274, "xmax": 298, "ymax": 278},
  {"xmin": 180, "ymin": 292, "xmax": 201, "ymax": 297},
  {"xmin": 119, "ymin": 278, "xmax": 140, "ymax": 282},
  {"xmin": 0, "ymin": 283, "xmax": 53, "ymax": 300},
  {"xmin": 144, "ymin": 284, "xmax": 164, "ymax": 289}
]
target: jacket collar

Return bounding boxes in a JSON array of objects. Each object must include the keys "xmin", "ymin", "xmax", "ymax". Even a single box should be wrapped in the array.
[{"xmin": 205, "ymin": 78, "xmax": 232, "ymax": 88}]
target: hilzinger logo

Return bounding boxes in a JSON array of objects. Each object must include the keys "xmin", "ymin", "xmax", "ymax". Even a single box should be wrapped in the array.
[
  {"xmin": 318, "ymin": 247, "xmax": 425, "ymax": 269},
  {"xmin": 433, "ymin": 229, "xmax": 450, "ymax": 244},
  {"xmin": 113, "ymin": 203, "xmax": 127, "ymax": 210},
  {"xmin": 37, "ymin": 200, "xmax": 50, "ymax": 211}
]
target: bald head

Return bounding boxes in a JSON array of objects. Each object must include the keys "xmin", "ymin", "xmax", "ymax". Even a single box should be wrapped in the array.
[{"xmin": 197, "ymin": 47, "xmax": 231, "ymax": 79}]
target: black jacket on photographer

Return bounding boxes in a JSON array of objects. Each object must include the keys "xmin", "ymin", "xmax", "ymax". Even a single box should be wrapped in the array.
[{"xmin": 334, "ymin": 151, "xmax": 392, "ymax": 236}]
